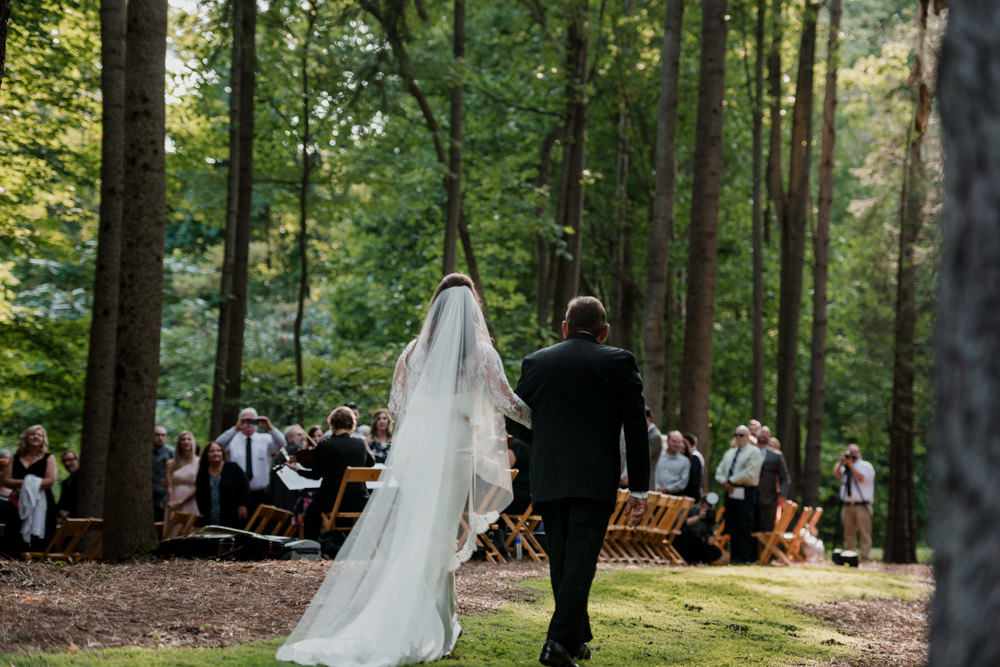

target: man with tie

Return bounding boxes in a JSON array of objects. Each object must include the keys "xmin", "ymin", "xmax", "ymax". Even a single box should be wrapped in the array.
[
  {"xmin": 714, "ymin": 424, "xmax": 763, "ymax": 563},
  {"xmin": 215, "ymin": 407, "xmax": 286, "ymax": 516}
]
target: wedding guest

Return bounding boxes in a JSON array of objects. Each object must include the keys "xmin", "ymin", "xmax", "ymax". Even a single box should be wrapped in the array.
[
  {"xmin": 3, "ymin": 425, "xmax": 58, "ymax": 552},
  {"xmin": 368, "ymin": 408, "xmax": 393, "ymax": 464},
  {"xmin": 714, "ymin": 425, "xmax": 763, "ymax": 563},
  {"xmin": 307, "ymin": 425, "xmax": 324, "ymax": 443},
  {"xmin": 58, "ymin": 450, "xmax": 80, "ymax": 519},
  {"xmin": 152, "ymin": 425, "xmax": 174, "ymax": 522},
  {"xmin": 214, "ymin": 408, "xmax": 286, "ymax": 515},
  {"xmin": 655, "ymin": 431, "xmax": 691, "ymax": 495},
  {"xmin": 645, "ymin": 407, "xmax": 663, "ymax": 490},
  {"xmin": 0, "ymin": 449, "xmax": 16, "ymax": 555},
  {"xmin": 165, "ymin": 431, "xmax": 200, "ymax": 530},
  {"xmin": 674, "ymin": 494, "xmax": 723, "ymax": 565},
  {"xmin": 754, "ymin": 426, "xmax": 790, "ymax": 533},
  {"xmin": 346, "ymin": 401, "xmax": 366, "ymax": 439},
  {"xmin": 195, "ymin": 441, "xmax": 249, "ymax": 529},
  {"xmin": 271, "ymin": 425, "xmax": 308, "ymax": 513},
  {"xmin": 299, "ymin": 406, "xmax": 374, "ymax": 540},
  {"xmin": 682, "ymin": 434, "xmax": 703, "ymax": 500},
  {"xmin": 505, "ymin": 437, "xmax": 532, "ymax": 516}
]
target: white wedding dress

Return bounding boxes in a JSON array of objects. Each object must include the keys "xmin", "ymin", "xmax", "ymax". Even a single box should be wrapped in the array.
[{"xmin": 277, "ymin": 286, "xmax": 531, "ymax": 667}]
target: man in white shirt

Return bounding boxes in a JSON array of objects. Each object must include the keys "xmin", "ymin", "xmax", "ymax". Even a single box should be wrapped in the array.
[
  {"xmin": 833, "ymin": 443, "xmax": 875, "ymax": 560},
  {"xmin": 715, "ymin": 425, "xmax": 764, "ymax": 563},
  {"xmin": 215, "ymin": 407, "xmax": 286, "ymax": 517}
]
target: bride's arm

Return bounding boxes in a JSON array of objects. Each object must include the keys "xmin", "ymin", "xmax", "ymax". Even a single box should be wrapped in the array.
[
  {"xmin": 483, "ymin": 345, "xmax": 531, "ymax": 427},
  {"xmin": 387, "ymin": 340, "xmax": 415, "ymax": 421}
]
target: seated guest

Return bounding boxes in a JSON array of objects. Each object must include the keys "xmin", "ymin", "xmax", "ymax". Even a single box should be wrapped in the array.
[
  {"xmin": 682, "ymin": 433, "xmax": 703, "ymax": 500},
  {"xmin": 166, "ymin": 431, "xmax": 200, "ymax": 528},
  {"xmin": 214, "ymin": 408, "xmax": 286, "ymax": 515},
  {"xmin": 299, "ymin": 406, "xmax": 374, "ymax": 540},
  {"xmin": 0, "ymin": 449, "xmax": 16, "ymax": 555},
  {"xmin": 195, "ymin": 441, "xmax": 249, "ymax": 529},
  {"xmin": 674, "ymin": 493, "xmax": 723, "ymax": 565},
  {"xmin": 3, "ymin": 425, "xmax": 58, "ymax": 552},
  {"xmin": 504, "ymin": 437, "xmax": 532, "ymax": 516},
  {"xmin": 368, "ymin": 408, "xmax": 393, "ymax": 464},
  {"xmin": 655, "ymin": 430, "xmax": 691, "ymax": 495},
  {"xmin": 58, "ymin": 449, "xmax": 80, "ymax": 519}
]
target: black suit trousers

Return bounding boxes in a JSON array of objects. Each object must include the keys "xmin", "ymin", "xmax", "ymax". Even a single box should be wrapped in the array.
[
  {"xmin": 725, "ymin": 493, "xmax": 757, "ymax": 563},
  {"xmin": 536, "ymin": 497, "xmax": 614, "ymax": 649}
]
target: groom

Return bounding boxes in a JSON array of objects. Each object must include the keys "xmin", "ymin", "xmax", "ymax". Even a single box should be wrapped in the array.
[{"xmin": 508, "ymin": 296, "xmax": 649, "ymax": 667}]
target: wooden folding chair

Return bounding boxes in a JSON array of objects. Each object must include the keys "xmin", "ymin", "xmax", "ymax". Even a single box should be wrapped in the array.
[
  {"xmin": 600, "ymin": 489, "xmax": 634, "ymax": 562},
  {"xmin": 712, "ymin": 506, "xmax": 730, "ymax": 564},
  {"xmin": 321, "ymin": 467, "xmax": 383, "ymax": 532},
  {"xmin": 606, "ymin": 492, "xmax": 662, "ymax": 564},
  {"xmin": 465, "ymin": 469, "xmax": 519, "ymax": 564},
  {"xmin": 501, "ymin": 503, "xmax": 548, "ymax": 562},
  {"xmin": 162, "ymin": 511, "xmax": 200, "ymax": 539},
  {"xmin": 753, "ymin": 499, "xmax": 798, "ymax": 565},
  {"xmin": 652, "ymin": 495, "xmax": 694, "ymax": 565},
  {"xmin": 23, "ymin": 518, "xmax": 92, "ymax": 561},
  {"xmin": 776, "ymin": 506, "xmax": 814, "ymax": 562},
  {"xmin": 78, "ymin": 519, "xmax": 103, "ymax": 561},
  {"xmin": 244, "ymin": 504, "xmax": 296, "ymax": 536}
]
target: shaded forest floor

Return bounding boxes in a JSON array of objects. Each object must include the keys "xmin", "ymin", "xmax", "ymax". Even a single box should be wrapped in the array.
[{"xmin": 0, "ymin": 557, "xmax": 930, "ymax": 665}]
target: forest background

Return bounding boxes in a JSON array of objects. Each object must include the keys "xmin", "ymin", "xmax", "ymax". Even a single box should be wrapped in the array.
[{"xmin": 0, "ymin": 0, "xmax": 941, "ymax": 558}]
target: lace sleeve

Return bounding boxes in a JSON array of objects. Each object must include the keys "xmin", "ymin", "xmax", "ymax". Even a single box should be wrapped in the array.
[
  {"xmin": 483, "ymin": 345, "xmax": 531, "ymax": 427},
  {"xmin": 388, "ymin": 340, "xmax": 415, "ymax": 420}
]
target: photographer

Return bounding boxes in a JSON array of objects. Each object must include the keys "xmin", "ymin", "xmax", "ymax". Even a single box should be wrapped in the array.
[
  {"xmin": 215, "ymin": 407, "xmax": 286, "ymax": 516},
  {"xmin": 674, "ymin": 492, "xmax": 723, "ymax": 565},
  {"xmin": 832, "ymin": 443, "xmax": 875, "ymax": 561}
]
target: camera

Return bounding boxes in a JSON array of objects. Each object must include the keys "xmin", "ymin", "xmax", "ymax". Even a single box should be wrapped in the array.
[{"xmin": 248, "ymin": 417, "xmax": 262, "ymax": 425}]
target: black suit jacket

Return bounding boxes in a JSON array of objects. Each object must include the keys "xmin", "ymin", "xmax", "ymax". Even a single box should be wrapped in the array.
[
  {"xmin": 756, "ymin": 448, "xmax": 790, "ymax": 505},
  {"xmin": 508, "ymin": 331, "xmax": 648, "ymax": 505},
  {"xmin": 299, "ymin": 433, "xmax": 375, "ymax": 513}
]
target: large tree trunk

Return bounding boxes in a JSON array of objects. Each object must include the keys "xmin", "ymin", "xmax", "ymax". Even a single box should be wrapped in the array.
[
  {"xmin": 803, "ymin": 0, "xmax": 842, "ymax": 507},
  {"xmin": 0, "ymin": 0, "xmax": 9, "ymax": 91},
  {"xmin": 78, "ymin": 0, "xmax": 126, "ymax": 519},
  {"xmin": 641, "ymin": 0, "xmax": 685, "ymax": 425},
  {"xmin": 103, "ymin": 0, "xmax": 167, "ymax": 560},
  {"xmin": 679, "ymin": 0, "xmax": 728, "ymax": 455},
  {"xmin": 764, "ymin": 0, "xmax": 784, "ymax": 237},
  {"xmin": 775, "ymin": 0, "xmax": 818, "ymax": 498},
  {"xmin": 932, "ymin": 2, "xmax": 1000, "ymax": 662},
  {"xmin": 550, "ymin": 0, "xmax": 590, "ymax": 333},
  {"xmin": 293, "ymin": 1, "xmax": 318, "ymax": 423},
  {"xmin": 443, "ymin": 0, "xmax": 464, "ymax": 275},
  {"xmin": 609, "ymin": 0, "xmax": 635, "ymax": 351},
  {"xmin": 535, "ymin": 126, "xmax": 561, "ymax": 330},
  {"xmin": 750, "ymin": 0, "xmax": 766, "ymax": 422},
  {"xmin": 210, "ymin": 0, "xmax": 256, "ymax": 436},
  {"xmin": 885, "ymin": 0, "xmax": 932, "ymax": 565}
]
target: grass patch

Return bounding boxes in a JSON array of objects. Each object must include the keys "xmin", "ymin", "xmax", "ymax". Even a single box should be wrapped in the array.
[{"xmin": 1, "ymin": 565, "xmax": 928, "ymax": 666}]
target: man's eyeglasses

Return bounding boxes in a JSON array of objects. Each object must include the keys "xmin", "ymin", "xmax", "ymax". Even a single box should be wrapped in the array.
[{"xmin": 734, "ymin": 433, "xmax": 746, "ymax": 437}]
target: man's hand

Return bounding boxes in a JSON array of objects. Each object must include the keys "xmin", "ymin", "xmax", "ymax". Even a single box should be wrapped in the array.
[
  {"xmin": 722, "ymin": 481, "xmax": 734, "ymax": 494},
  {"xmin": 258, "ymin": 416, "xmax": 273, "ymax": 431},
  {"xmin": 625, "ymin": 495, "xmax": 647, "ymax": 526}
]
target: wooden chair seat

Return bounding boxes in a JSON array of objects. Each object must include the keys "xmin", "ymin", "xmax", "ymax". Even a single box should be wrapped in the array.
[
  {"xmin": 244, "ymin": 504, "xmax": 296, "ymax": 537},
  {"xmin": 500, "ymin": 502, "xmax": 548, "ymax": 562},
  {"xmin": 162, "ymin": 511, "xmax": 200, "ymax": 539},
  {"xmin": 321, "ymin": 467, "xmax": 383, "ymax": 532},
  {"xmin": 779, "ymin": 506, "xmax": 823, "ymax": 562},
  {"xmin": 712, "ymin": 506, "xmax": 730, "ymax": 564}
]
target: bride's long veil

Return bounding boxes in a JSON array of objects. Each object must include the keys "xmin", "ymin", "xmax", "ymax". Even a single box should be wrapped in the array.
[{"xmin": 278, "ymin": 286, "xmax": 512, "ymax": 666}]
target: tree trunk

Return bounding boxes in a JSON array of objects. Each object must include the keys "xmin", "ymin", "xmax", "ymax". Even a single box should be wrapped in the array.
[
  {"xmin": 293, "ymin": 1, "xmax": 318, "ymax": 423},
  {"xmin": 0, "ymin": 0, "xmax": 10, "ymax": 91},
  {"xmin": 443, "ymin": 0, "xmax": 464, "ymax": 275},
  {"xmin": 679, "ymin": 0, "xmax": 728, "ymax": 455},
  {"xmin": 210, "ymin": 0, "xmax": 256, "ymax": 437},
  {"xmin": 103, "ymin": 0, "xmax": 167, "ymax": 560},
  {"xmin": 764, "ymin": 0, "xmax": 784, "ymax": 238},
  {"xmin": 78, "ymin": 0, "xmax": 126, "ymax": 519},
  {"xmin": 641, "ymin": 0, "xmax": 685, "ymax": 425},
  {"xmin": 803, "ymin": 0, "xmax": 841, "ymax": 508},
  {"xmin": 536, "ymin": 126, "xmax": 561, "ymax": 330},
  {"xmin": 750, "ymin": 0, "xmax": 766, "ymax": 422},
  {"xmin": 932, "ymin": 2, "xmax": 1000, "ymax": 662},
  {"xmin": 885, "ymin": 1, "xmax": 932, "ymax": 565},
  {"xmin": 550, "ymin": 0, "xmax": 590, "ymax": 333},
  {"xmin": 775, "ymin": 0, "xmax": 818, "ymax": 498}
]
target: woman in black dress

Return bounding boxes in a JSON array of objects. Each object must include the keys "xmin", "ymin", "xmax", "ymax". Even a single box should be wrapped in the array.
[
  {"xmin": 195, "ymin": 441, "xmax": 250, "ymax": 528},
  {"xmin": 1, "ymin": 425, "xmax": 58, "ymax": 553}
]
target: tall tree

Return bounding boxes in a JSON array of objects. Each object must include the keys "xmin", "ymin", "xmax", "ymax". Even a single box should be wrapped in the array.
[
  {"xmin": 803, "ymin": 0, "xmax": 842, "ymax": 507},
  {"xmin": 0, "ymin": 0, "xmax": 9, "ymax": 91},
  {"xmin": 750, "ymin": 0, "xmax": 766, "ymax": 421},
  {"xmin": 103, "ymin": 0, "xmax": 167, "ymax": 560},
  {"xmin": 885, "ymin": 0, "xmax": 933, "ymax": 564},
  {"xmin": 210, "ymin": 0, "xmax": 256, "ymax": 436},
  {"xmin": 641, "ymin": 0, "xmax": 685, "ymax": 425},
  {"xmin": 78, "ymin": 0, "xmax": 127, "ymax": 518},
  {"xmin": 932, "ymin": 2, "xmax": 1000, "ymax": 661},
  {"xmin": 764, "ymin": 0, "xmax": 784, "ymax": 235},
  {"xmin": 443, "ymin": 0, "xmax": 465, "ymax": 275},
  {"xmin": 775, "ymin": 0, "xmax": 818, "ymax": 496},
  {"xmin": 549, "ymin": 0, "xmax": 590, "ymax": 333},
  {"xmin": 679, "ymin": 0, "xmax": 728, "ymax": 454}
]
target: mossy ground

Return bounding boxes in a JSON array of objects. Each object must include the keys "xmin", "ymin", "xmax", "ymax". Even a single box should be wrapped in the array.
[{"xmin": 2, "ymin": 564, "xmax": 928, "ymax": 666}]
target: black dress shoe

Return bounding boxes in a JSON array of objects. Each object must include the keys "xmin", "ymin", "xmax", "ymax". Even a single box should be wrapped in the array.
[
  {"xmin": 539, "ymin": 639, "xmax": 580, "ymax": 667},
  {"xmin": 574, "ymin": 643, "xmax": 591, "ymax": 660}
]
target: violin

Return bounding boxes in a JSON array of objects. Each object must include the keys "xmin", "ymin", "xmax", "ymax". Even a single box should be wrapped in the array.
[{"xmin": 272, "ymin": 426, "xmax": 320, "ymax": 471}]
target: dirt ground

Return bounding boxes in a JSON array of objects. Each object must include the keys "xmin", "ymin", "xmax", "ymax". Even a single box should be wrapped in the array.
[{"xmin": 0, "ymin": 557, "xmax": 929, "ymax": 664}]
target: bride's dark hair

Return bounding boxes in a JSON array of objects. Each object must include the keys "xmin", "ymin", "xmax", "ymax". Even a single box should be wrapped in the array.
[
  {"xmin": 421, "ymin": 273, "xmax": 484, "ymax": 373},
  {"xmin": 429, "ymin": 273, "xmax": 482, "ymax": 310}
]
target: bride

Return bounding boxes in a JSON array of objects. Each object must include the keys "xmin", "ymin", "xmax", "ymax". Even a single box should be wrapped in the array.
[{"xmin": 277, "ymin": 273, "xmax": 531, "ymax": 667}]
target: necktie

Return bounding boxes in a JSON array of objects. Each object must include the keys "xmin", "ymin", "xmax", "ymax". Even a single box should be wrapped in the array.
[
  {"xmin": 727, "ymin": 446, "xmax": 741, "ymax": 480},
  {"xmin": 245, "ymin": 434, "xmax": 254, "ymax": 482}
]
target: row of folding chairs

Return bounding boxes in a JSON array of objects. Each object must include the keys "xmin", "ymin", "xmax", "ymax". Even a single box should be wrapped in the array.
[
  {"xmin": 753, "ymin": 503, "xmax": 823, "ymax": 565},
  {"xmin": 600, "ymin": 490, "xmax": 693, "ymax": 566}
]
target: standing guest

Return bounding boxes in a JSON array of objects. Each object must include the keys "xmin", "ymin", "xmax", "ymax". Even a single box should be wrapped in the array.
[
  {"xmin": 368, "ymin": 408, "xmax": 393, "ymax": 464},
  {"xmin": 152, "ymin": 425, "xmax": 174, "ymax": 522},
  {"xmin": 768, "ymin": 436, "xmax": 782, "ymax": 452},
  {"xmin": 682, "ymin": 434, "xmax": 704, "ymax": 501},
  {"xmin": 656, "ymin": 431, "xmax": 691, "ymax": 495},
  {"xmin": 0, "ymin": 449, "xmax": 16, "ymax": 555},
  {"xmin": 57, "ymin": 450, "xmax": 80, "ymax": 519},
  {"xmin": 645, "ymin": 407, "xmax": 663, "ymax": 490},
  {"xmin": 298, "ymin": 406, "xmax": 374, "ymax": 540},
  {"xmin": 307, "ymin": 425, "xmax": 324, "ymax": 444},
  {"xmin": 271, "ymin": 425, "xmax": 308, "ymax": 513},
  {"xmin": 195, "ymin": 441, "xmax": 249, "ymax": 529},
  {"xmin": 714, "ymin": 425, "xmax": 763, "ymax": 563},
  {"xmin": 165, "ymin": 431, "xmax": 200, "ymax": 527},
  {"xmin": 3, "ymin": 426, "xmax": 58, "ymax": 552},
  {"xmin": 748, "ymin": 419, "xmax": 762, "ymax": 444},
  {"xmin": 215, "ymin": 408, "xmax": 286, "ymax": 515},
  {"xmin": 833, "ymin": 443, "xmax": 875, "ymax": 561},
  {"xmin": 346, "ymin": 401, "xmax": 366, "ymax": 439},
  {"xmin": 754, "ymin": 426, "xmax": 790, "ymax": 533}
]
